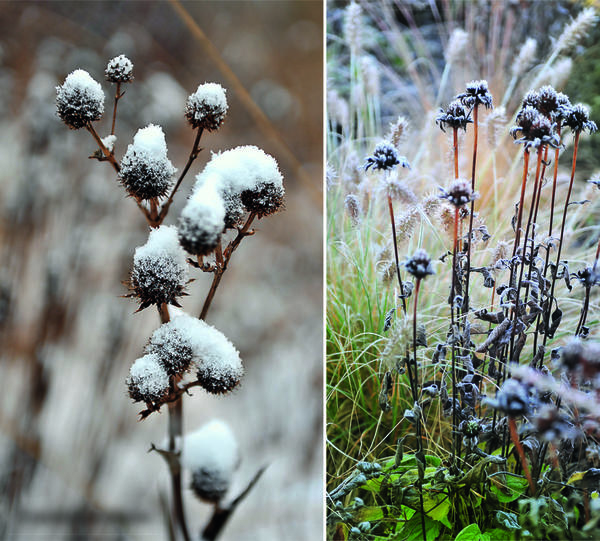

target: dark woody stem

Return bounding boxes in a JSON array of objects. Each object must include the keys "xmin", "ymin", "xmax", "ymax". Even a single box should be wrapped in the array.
[
  {"xmin": 387, "ymin": 191, "xmax": 407, "ymax": 315},
  {"xmin": 450, "ymin": 206, "xmax": 459, "ymax": 467},
  {"xmin": 111, "ymin": 81, "xmax": 122, "ymax": 137},
  {"xmin": 453, "ymin": 127, "xmax": 459, "ymax": 180}
]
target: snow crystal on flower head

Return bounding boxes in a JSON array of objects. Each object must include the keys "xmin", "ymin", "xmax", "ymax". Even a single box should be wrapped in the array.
[
  {"xmin": 56, "ymin": 69, "xmax": 105, "ymax": 129},
  {"xmin": 195, "ymin": 146, "xmax": 284, "ymax": 223},
  {"xmin": 131, "ymin": 225, "xmax": 188, "ymax": 310},
  {"xmin": 178, "ymin": 180, "xmax": 226, "ymax": 256},
  {"xmin": 127, "ymin": 353, "xmax": 169, "ymax": 403},
  {"xmin": 105, "ymin": 54, "xmax": 134, "ymax": 83},
  {"xmin": 182, "ymin": 419, "xmax": 239, "ymax": 502},
  {"xmin": 185, "ymin": 82, "xmax": 228, "ymax": 131},
  {"xmin": 146, "ymin": 313, "xmax": 198, "ymax": 376},
  {"xmin": 119, "ymin": 124, "xmax": 177, "ymax": 200}
]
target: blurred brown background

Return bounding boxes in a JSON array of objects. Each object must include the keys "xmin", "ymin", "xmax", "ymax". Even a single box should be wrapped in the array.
[{"xmin": 0, "ymin": 1, "xmax": 323, "ymax": 539}]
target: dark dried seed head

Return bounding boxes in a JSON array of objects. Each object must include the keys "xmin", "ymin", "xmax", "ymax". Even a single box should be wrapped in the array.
[
  {"xmin": 105, "ymin": 54, "xmax": 134, "ymax": 83},
  {"xmin": 456, "ymin": 79, "xmax": 493, "ymax": 109},
  {"xmin": 56, "ymin": 69, "xmax": 104, "ymax": 129},
  {"xmin": 439, "ymin": 179, "xmax": 477, "ymax": 208},
  {"xmin": 404, "ymin": 249, "xmax": 435, "ymax": 280},
  {"xmin": 184, "ymin": 83, "xmax": 228, "ymax": 131},
  {"xmin": 436, "ymin": 99, "xmax": 472, "ymax": 132}
]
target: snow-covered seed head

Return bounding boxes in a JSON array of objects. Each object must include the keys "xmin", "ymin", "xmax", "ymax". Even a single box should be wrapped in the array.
[
  {"xmin": 565, "ymin": 103, "xmax": 597, "ymax": 133},
  {"xmin": 364, "ymin": 142, "xmax": 406, "ymax": 171},
  {"xmin": 105, "ymin": 54, "xmax": 134, "ymax": 83},
  {"xmin": 486, "ymin": 379, "xmax": 531, "ymax": 417},
  {"xmin": 56, "ymin": 69, "xmax": 105, "ymax": 129},
  {"xmin": 119, "ymin": 124, "xmax": 177, "ymax": 200},
  {"xmin": 193, "ymin": 322, "xmax": 244, "ymax": 394},
  {"xmin": 182, "ymin": 420, "xmax": 240, "ymax": 503},
  {"xmin": 439, "ymin": 179, "xmax": 478, "ymax": 208},
  {"xmin": 130, "ymin": 225, "xmax": 188, "ymax": 311},
  {"xmin": 195, "ymin": 146, "xmax": 285, "ymax": 224},
  {"xmin": 178, "ymin": 180, "xmax": 225, "ymax": 256},
  {"xmin": 456, "ymin": 79, "xmax": 493, "ymax": 110},
  {"xmin": 145, "ymin": 314, "xmax": 200, "ymax": 376},
  {"xmin": 404, "ymin": 249, "xmax": 435, "ymax": 280},
  {"xmin": 184, "ymin": 83, "xmax": 228, "ymax": 131},
  {"xmin": 127, "ymin": 353, "xmax": 170, "ymax": 403},
  {"xmin": 436, "ymin": 99, "xmax": 472, "ymax": 132}
]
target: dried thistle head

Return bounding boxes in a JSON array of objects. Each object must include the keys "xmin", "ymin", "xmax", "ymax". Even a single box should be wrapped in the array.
[
  {"xmin": 436, "ymin": 99, "xmax": 472, "ymax": 132},
  {"xmin": 439, "ymin": 179, "xmax": 477, "ymax": 208},
  {"xmin": 456, "ymin": 80, "xmax": 493, "ymax": 110},
  {"xmin": 564, "ymin": 103, "xmax": 597, "ymax": 134},
  {"xmin": 184, "ymin": 83, "xmax": 228, "ymax": 132},
  {"xmin": 404, "ymin": 249, "xmax": 435, "ymax": 280},
  {"xmin": 485, "ymin": 378, "xmax": 532, "ymax": 417},
  {"xmin": 364, "ymin": 142, "xmax": 409, "ymax": 172},
  {"xmin": 105, "ymin": 54, "xmax": 134, "ymax": 83},
  {"xmin": 127, "ymin": 353, "xmax": 170, "ymax": 404},
  {"xmin": 511, "ymin": 106, "xmax": 560, "ymax": 149},
  {"xmin": 56, "ymin": 69, "xmax": 104, "ymax": 129},
  {"xmin": 552, "ymin": 92, "xmax": 573, "ymax": 124}
]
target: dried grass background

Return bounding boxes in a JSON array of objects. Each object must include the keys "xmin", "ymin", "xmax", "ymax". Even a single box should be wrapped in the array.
[{"xmin": 0, "ymin": 2, "xmax": 323, "ymax": 539}]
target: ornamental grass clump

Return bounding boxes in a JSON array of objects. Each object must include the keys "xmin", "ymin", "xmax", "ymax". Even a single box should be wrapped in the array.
[
  {"xmin": 57, "ymin": 54, "xmax": 283, "ymax": 541},
  {"xmin": 327, "ymin": 4, "xmax": 600, "ymax": 537}
]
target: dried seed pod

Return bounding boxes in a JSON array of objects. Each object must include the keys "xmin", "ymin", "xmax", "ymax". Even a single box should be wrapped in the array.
[
  {"xmin": 127, "ymin": 353, "xmax": 169, "ymax": 403},
  {"xmin": 105, "ymin": 54, "xmax": 134, "ymax": 83},
  {"xmin": 405, "ymin": 249, "xmax": 435, "ymax": 280},
  {"xmin": 184, "ymin": 83, "xmax": 228, "ymax": 131},
  {"xmin": 56, "ymin": 69, "xmax": 104, "ymax": 129}
]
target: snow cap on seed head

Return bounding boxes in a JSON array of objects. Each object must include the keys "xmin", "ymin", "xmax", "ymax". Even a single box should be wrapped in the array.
[
  {"xmin": 127, "ymin": 353, "xmax": 170, "ymax": 404},
  {"xmin": 105, "ymin": 54, "xmax": 134, "ymax": 83},
  {"xmin": 182, "ymin": 419, "xmax": 240, "ymax": 503},
  {"xmin": 56, "ymin": 69, "xmax": 105, "ymax": 129},
  {"xmin": 130, "ymin": 225, "xmax": 188, "ymax": 311},
  {"xmin": 185, "ymin": 82, "xmax": 228, "ymax": 131},
  {"xmin": 119, "ymin": 124, "xmax": 177, "ymax": 200}
]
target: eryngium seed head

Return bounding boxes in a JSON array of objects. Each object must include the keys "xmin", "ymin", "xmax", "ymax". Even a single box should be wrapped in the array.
[
  {"xmin": 365, "ymin": 142, "xmax": 406, "ymax": 171},
  {"xmin": 56, "ymin": 69, "xmax": 105, "ymax": 129},
  {"xmin": 130, "ymin": 225, "xmax": 188, "ymax": 311},
  {"xmin": 240, "ymin": 181, "xmax": 285, "ymax": 218},
  {"xmin": 486, "ymin": 379, "xmax": 530, "ymax": 416},
  {"xmin": 456, "ymin": 79, "xmax": 493, "ymax": 109},
  {"xmin": 105, "ymin": 54, "xmax": 134, "ymax": 83},
  {"xmin": 182, "ymin": 420, "xmax": 239, "ymax": 503},
  {"xmin": 405, "ymin": 249, "xmax": 435, "ymax": 280},
  {"xmin": 185, "ymin": 83, "xmax": 228, "ymax": 131},
  {"xmin": 127, "ymin": 353, "xmax": 169, "ymax": 403},
  {"xmin": 436, "ymin": 99, "xmax": 472, "ymax": 132},
  {"xmin": 439, "ymin": 179, "xmax": 477, "ymax": 207},
  {"xmin": 565, "ymin": 103, "xmax": 597, "ymax": 133}
]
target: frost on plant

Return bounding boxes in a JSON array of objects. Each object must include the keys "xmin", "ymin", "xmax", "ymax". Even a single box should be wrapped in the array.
[
  {"xmin": 184, "ymin": 82, "xmax": 228, "ymax": 131},
  {"xmin": 56, "ymin": 69, "xmax": 104, "ymax": 129}
]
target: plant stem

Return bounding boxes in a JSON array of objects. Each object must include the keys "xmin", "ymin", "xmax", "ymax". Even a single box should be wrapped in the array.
[
  {"xmin": 463, "ymin": 105, "xmax": 478, "ymax": 318},
  {"xmin": 158, "ymin": 127, "xmax": 204, "ymax": 224},
  {"xmin": 450, "ymin": 206, "xmax": 459, "ymax": 467},
  {"xmin": 453, "ymin": 127, "xmax": 459, "ymax": 180},
  {"xmin": 387, "ymin": 192, "xmax": 407, "ymax": 315},
  {"xmin": 111, "ymin": 82, "xmax": 122, "ymax": 136},
  {"xmin": 200, "ymin": 213, "xmax": 256, "ymax": 320},
  {"xmin": 508, "ymin": 417, "xmax": 535, "ymax": 495}
]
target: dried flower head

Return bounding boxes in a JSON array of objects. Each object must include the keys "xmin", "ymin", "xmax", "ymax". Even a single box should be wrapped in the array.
[
  {"xmin": 344, "ymin": 194, "xmax": 362, "ymax": 226},
  {"xmin": 56, "ymin": 69, "xmax": 104, "ymax": 129},
  {"xmin": 486, "ymin": 379, "xmax": 531, "ymax": 417},
  {"xmin": 127, "ymin": 353, "xmax": 170, "ymax": 404},
  {"xmin": 564, "ymin": 103, "xmax": 597, "ymax": 133},
  {"xmin": 364, "ymin": 142, "xmax": 408, "ymax": 172},
  {"xmin": 404, "ymin": 249, "xmax": 435, "ymax": 280},
  {"xmin": 552, "ymin": 92, "xmax": 573, "ymax": 124},
  {"xmin": 105, "ymin": 54, "xmax": 134, "ymax": 83},
  {"xmin": 572, "ymin": 266, "xmax": 600, "ymax": 288},
  {"xmin": 184, "ymin": 83, "xmax": 228, "ymax": 131},
  {"xmin": 436, "ymin": 100, "xmax": 472, "ymax": 132},
  {"xmin": 119, "ymin": 124, "xmax": 177, "ymax": 200},
  {"xmin": 129, "ymin": 225, "xmax": 188, "ymax": 311},
  {"xmin": 456, "ymin": 80, "xmax": 493, "ymax": 110},
  {"xmin": 511, "ymin": 106, "xmax": 559, "ymax": 149},
  {"xmin": 146, "ymin": 315, "xmax": 198, "ymax": 376},
  {"xmin": 182, "ymin": 420, "xmax": 239, "ymax": 503},
  {"xmin": 439, "ymin": 179, "xmax": 478, "ymax": 207},
  {"xmin": 537, "ymin": 86, "xmax": 560, "ymax": 116}
]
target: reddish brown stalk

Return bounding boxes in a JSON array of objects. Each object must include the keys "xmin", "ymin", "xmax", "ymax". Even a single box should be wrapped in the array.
[
  {"xmin": 111, "ymin": 82, "xmax": 122, "ymax": 137},
  {"xmin": 200, "ymin": 213, "xmax": 256, "ymax": 320},
  {"xmin": 509, "ymin": 417, "xmax": 535, "ymax": 496},
  {"xmin": 450, "ymin": 206, "xmax": 459, "ymax": 465},
  {"xmin": 453, "ymin": 127, "xmax": 459, "ymax": 179},
  {"xmin": 594, "ymin": 240, "xmax": 600, "ymax": 272},
  {"xmin": 387, "ymin": 193, "xmax": 407, "ymax": 315}
]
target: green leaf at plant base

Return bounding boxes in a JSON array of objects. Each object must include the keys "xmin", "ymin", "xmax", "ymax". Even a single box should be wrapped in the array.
[
  {"xmin": 489, "ymin": 474, "xmax": 528, "ymax": 503},
  {"xmin": 356, "ymin": 506, "xmax": 384, "ymax": 523},
  {"xmin": 455, "ymin": 523, "xmax": 490, "ymax": 541},
  {"xmin": 391, "ymin": 514, "xmax": 441, "ymax": 541},
  {"xmin": 422, "ymin": 490, "xmax": 451, "ymax": 529},
  {"xmin": 486, "ymin": 528, "xmax": 513, "ymax": 540}
]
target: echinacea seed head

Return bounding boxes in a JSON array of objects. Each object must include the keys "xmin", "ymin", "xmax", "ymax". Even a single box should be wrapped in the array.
[
  {"xmin": 105, "ymin": 54, "xmax": 134, "ymax": 83},
  {"xmin": 184, "ymin": 83, "xmax": 228, "ymax": 131},
  {"xmin": 436, "ymin": 100, "xmax": 472, "ymax": 132},
  {"xmin": 511, "ymin": 106, "xmax": 559, "ymax": 149},
  {"xmin": 56, "ymin": 69, "xmax": 104, "ymax": 129},
  {"xmin": 537, "ymin": 85, "xmax": 559, "ymax": 116},
  {"xmin": 565, "ymin": 103, "xmax": 597, "ymax": 134},
  {"xmin": 439, "ymin": 179, "xmax": 477, "ymax": 207},
  {"xmin": 553, "ymin": 92, "xmax": 573, "ymax": 123},
  {"xmin": 456, "ymin": 79, "xmax": 493, "ymax": 109},
  {"xmin": 364, "ymin": 142, "xmax": 407, "ymax": 171},
  {"xmin": 404, "ymin": 249, "xmax": 435, "ymax": 280}
]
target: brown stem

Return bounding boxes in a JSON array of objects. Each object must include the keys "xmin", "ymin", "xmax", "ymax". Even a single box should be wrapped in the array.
[
  {"xmin": 387, "ymin": 193, "xmax": 407, "ymax": 315},
  {"xmin": 450, "ymin": 207, "xmax": 459, "ymax": 466},
  {"xmin": 200, "ymin": 213, "xmax": 256, "ymax": 320},
  {"xmin": 509, "ymin": 417, "xmax": 535, "ymax": 495},
  {"xmin": 158, "ymin": 128, "xmax": 204, "ymax": 224},
  {"xmin": 512, "ymin": 149, "xmax": 530, "ymax": 260},
  {"xmin": 453, "ymin": 127, "xmax": 459, "ymax": 180},
  {"xmin": 111, "ymin": 82, "xmax": 122, "ymax": 136},
  {"xmin": 463, "ymin": 105, "xmax": 478, "ymax": 317}
]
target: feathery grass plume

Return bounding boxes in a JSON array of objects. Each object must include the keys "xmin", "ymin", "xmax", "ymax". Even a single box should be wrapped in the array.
[
  {"xmin": 491, "ymin": 240, "xmax": 510, "ymax": 267},
  {"xmin": 387, "ymin": 116, "xmax": 410, "ymax": 149},
  {"xmin": 361, "ymin": 55, "xmax": 380, "ymax": 97},
  {"xmin": 182, "ymin": 420, "xmax": 239, "ymax": 503},
  {"xmin": 380, "ymin": 316, "xmax": 413, "ymax": 370},
  {"xmin": 127, "ymin": 353, "xmax": 170, "ymax": 404},
  {"xmin": 548, "ymin": 57, "xmax": 573, "ymax": 89},
  {"xmin": 341, "ymin": 151, "xmax": 362, "ymax": 189},
  {"xmin": 130, "ymin": 225, "xmax": 188, "ymax": 310},
  {"xmin": 555, "ymin": 7, "xmax": 598, "ymax": 56},
  {"xmin": 380, "ymin": 177, "xmax": 417, "ymax": 205},
  {"xmin": 438, "ymin": 202, "xmax": 455, "ymax": 238},
  {"xmin": 421, "ymin": 193, "xmax": 441, "ymax": 218},
  {"xmin": 119, "ymin": 124, "xmax": 177, "ymax": 200},
  {"xmin": 105, "ymin": 55, "xmax": 134, "ymax": 83},
  {"xmin": 344, "ymin": 194, "xmax": 362, "ymax": 226},
  {"xmin": 344, "ymin": 1, "xmax": 363, "ymax": 55},
  {"xmin": 484, "ymin": 106, "xmax": 507, "ymax": 147},
  {"xmin": 375, "ymin": 243, "xmax": 395, "ymax": 285},
  {"xmin": 56, "ymin": 69, "xmax": 104, "ymax": 129},
  {"xmin": 184, "ymin": 83, "xmax": 228, "ymax": 132},
  {"xmin": 395, "ymin": 206, "xmax": 420, "ymax": 243},
  {"xmin": 327, "ymin": 89, "xmax": 349, "ymax": 129},
  {"xmin": 445, "ymin": 28, "xmax": 468, "ymax": 64},
  {"xmin": 511, "ymin": 38, "xmax": 537, "ymax": 77},
  {"xmin": 178, "ymin": 180, "xmax": 225, "ymax": 256}
]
